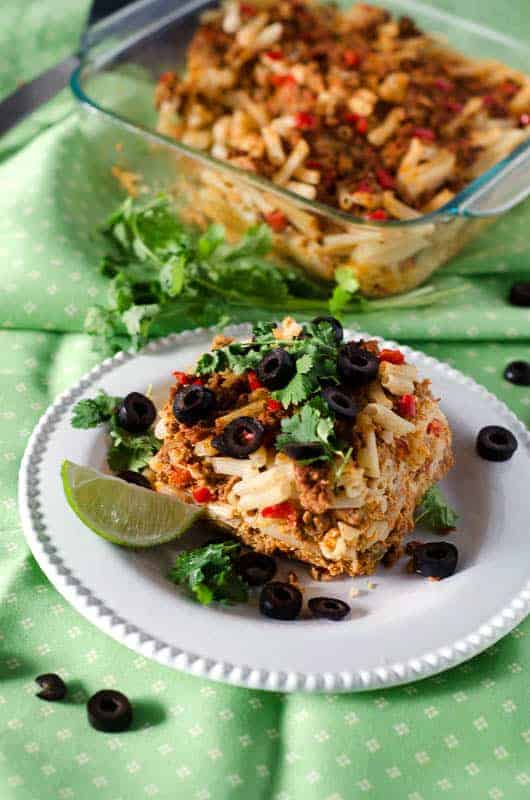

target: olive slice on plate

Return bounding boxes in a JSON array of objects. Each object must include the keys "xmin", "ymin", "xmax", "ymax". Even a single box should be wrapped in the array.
[
  {"xmin": 259, "ymin": 581, "xmax": 302, "ymax": 620},
  {"xmin": 322, "ymin": 386, "xmax": 359, "ymax": 419},
  {"xmin": 476, "ymin": 425, "xmax": 518, "ymax": 462},
  {"xmin": 257, "ymin": 348, "xmax": 296, "ymax": 390},
  {"xmin": 117, "ymin": 392, "xmax": 156, "ymax": 433},
  {"xmin": 311, "ymin": 315, "xmax": 344, "ymax": 343},
  {"xmin": 412, "ymin": 542, "xmax": 458, "ymax": 580},
  {"xmin": 308, "ymin": 597, "xmax": 350, "ymax": 621},
  {"xmin": 117, "ymin": 470, "xmax": 152, "ymax": 489},
  {"xmin": 237, "ymin": 552, "xmax": 277, "ymax": 586},
  {"xmin": 280, "ymin": 442, "xmax": 326, "ymax": 461},
  {"xmin": 214, "ymin": 416, "xmax": 265, "ymax": 458},
  {"xmin": 173, "ymin": 384, "xmax": 215, "ymax": 426},
  {"xmin": 338, "ymin": 343, "xmax": 379, "ymax": 387}
]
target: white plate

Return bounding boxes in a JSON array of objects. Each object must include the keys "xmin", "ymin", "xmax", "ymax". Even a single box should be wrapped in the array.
[{"xmin": 19, "ymin": 326, "xmax": 530, "ymax": 693}]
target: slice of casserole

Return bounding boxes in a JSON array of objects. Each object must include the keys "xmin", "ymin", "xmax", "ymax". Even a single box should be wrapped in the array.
[{"xmin": 149, "ymin": 318, "xmax": 454, "ymax": 577}]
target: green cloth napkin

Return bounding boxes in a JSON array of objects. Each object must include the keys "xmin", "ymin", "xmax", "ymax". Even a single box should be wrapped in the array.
[{"xmin": 1, "ymin": 3, "xmax": 529, "ymax": 800}]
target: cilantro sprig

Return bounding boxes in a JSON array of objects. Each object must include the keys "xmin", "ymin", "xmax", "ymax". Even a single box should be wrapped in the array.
[
  {"xmin": 168, "ymin": 541, "xmax": 249, "ymax": 605},
  {"xmin": 71, "ymin": 390, "xmax": 121, "ymax": 428},
  {"xmin": 71, "ymin": 390, "xmax": 161, "ymax": 472},
  {"xmin": 197, "ymin": 318, "xmax": 340, "ymax": 410},
  {"xmin": 86, "ymin": 196, "xmax": 466, "ymax": 354},
  {"xmin": 414, "ymin": 486, "xmax": 458, "ymax": 530}
]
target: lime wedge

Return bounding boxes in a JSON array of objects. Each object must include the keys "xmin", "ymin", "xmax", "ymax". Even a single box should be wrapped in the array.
[{"xmin": 61, "ymin": 460, "xmax": 202, "ymax": 547}]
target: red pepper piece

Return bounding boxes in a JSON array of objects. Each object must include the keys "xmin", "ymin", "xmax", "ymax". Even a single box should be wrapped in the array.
[
  {"xmin": 356, "ymin": 117, "xmax": 368, "ymax": 135},
  {"xmin": 173, "ymin": 370, "xmax": 192, "ymax": 385},
  {"xmin": 193, "ymin": 487, "xmax": 213, "ymax": 504},
  {"xmin": 247, "ymin": 371, "xmax": 263, "ymax": 391},
  {"xmin": 266, "ymin": 50, "xmax": 283, "ymax": 60},
  {"xmin": 265, "ymin": 210, "xmax": 288, "ymax": 232},
  {"xmin": 427, "ymin": 419, "xmax": 443, "ymax": 436},
  {"xmin": 305, "ymin": 159, "xmax": 323, "ymax": 170},
  {"xmin": 343, "ymin": 112, "xmax": 358, "ymax": 125},
  {"xmin": 192, "ymin": 378, "xmax": 203, "ymax": 385},
  {"xmin": 295, "ymin": 111, "xmax": 318, "ymax": 131},
  {"xmin": 270, "ymin": 74, "xmax": 296, "ymax": 88},
  {"xmin": 434, "ymin": 78, "xmax": 454, "ymax": 92},
  {"xmin": 446, "ymin": 100, "xmax": 463, "ymax": 113},
  {"xmin": 500, "ymin": 80, "xmax": 518, "ymax": 96},
  {"xmin": 159, "ymin": 70, "xmax": 176, "ymax": 85},
  {"xmin": 367, "ymin": 208, "xmax": 388, "ymax": 221},
  {"xmin": 169, "ymin": 467, "xmax": 192, "ymax": 488},
  {"xmin": 412, "ymin": 127, "xmax": 435, "ymax": 141},
  {"xmin": 398, "ymin": 394, "xmax": 416, "ymax": 418},
  {"xmin": 343, "ymin": 49, "xmax": 361, "ymax": 68},
  {"xmin": 261, "ymin": 501, "xmax": 296, "ymax": 521},
  {"xmin": 239, "ymin": 3, "xmax": 256, "ymax": 16},
  {"xmin": 376, "ymin": 167, "xmax": 395, "ymax": 190},
  {"xmin": 379, "ymin": 349, "xmax": 405, "ymax": 364},
  {"xmin": 356, "ymin": 179, "xmax": 372, "ymax": 193},
  {"xmin": 266, "ymin": 398, "xmax": 282, "ymax": 412}
]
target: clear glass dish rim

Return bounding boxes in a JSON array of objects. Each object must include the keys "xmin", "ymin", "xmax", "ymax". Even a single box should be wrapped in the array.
[{"xmin": 70, "ymin": 0, "xmax": 530, "ymax": 230}]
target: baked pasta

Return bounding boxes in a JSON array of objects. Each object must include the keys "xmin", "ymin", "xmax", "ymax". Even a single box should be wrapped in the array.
[
  {"xmin": 153, "ymin": 0, "xmax": 530, "ymax": 296},
  {"xmin": 148, "ymin": 318, "xmax": 454, "ymax": 577},
  {"xmin": 156, "ymin": 0, "xmax": 529, "ymax": 219}
]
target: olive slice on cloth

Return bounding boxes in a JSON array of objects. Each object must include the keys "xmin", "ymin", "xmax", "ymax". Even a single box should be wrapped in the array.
[
  {"xmin": 503, "ymin": 361, "xmax": 530, "ymax": 386},
  {"xmin": 412, "ymin": 542, "xmax": 458, "ymax": 580},
  {"xmin": 508, "ymin": 281, "xmax": 530, "ymax": 307},
  {"xmin": 35, "ymin": 673, "xmax": 67, "ymax": 702},
  {"xmin": 476, "ymin": 426, "xmax": 518, "ymax": 462},
  {"xmin": 87, "ymin": 690, "xmax": 133, "ymax": 733}
]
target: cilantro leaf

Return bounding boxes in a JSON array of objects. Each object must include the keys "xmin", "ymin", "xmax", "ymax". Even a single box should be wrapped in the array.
[
  {"xmin": 273, "ymin": 372, "xmax": 315, "ymax": 408},
  {"xmin": 107, "ymin": 416, "xmax": 161, "ymax": 472},
  {"xmin": 71, "ymin": 389, "xmax": 161, "ymax": 471},
  {"xmin": 71, "ymin": 390, "xmax": 121, "ymax": 429},
  {"xmin": 168, "ymin": 541, "xmax": 249, "ymax": 605},
  {"xmin": 276, "ymin": 403, "xmax": 335, "ymax": 462},
  {"xmin": 329, "ymin": 267, "xmax": 360, "ymax": 317},
  {"xmin": 273, "ymin": 352, "xmax": 317, "ymax": 408},
  {"xmin": 415, "ymin": 486, "xmax": 458, "ymax": 530}
]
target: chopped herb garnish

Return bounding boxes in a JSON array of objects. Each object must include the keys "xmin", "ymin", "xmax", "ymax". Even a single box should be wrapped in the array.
[
  {"xmin": 168, "ymin": 541, "xmax": 249, "ymax": 605},
  {"xmin": 276, "ymin": 401, "xmax": 336, "ymax": 464},
  {"xmin": 414, "ymin": 486, "xmax": 458, "ymax": 530},
  {"xmin": 86, "ymin": 196, "xmax": 467, "ymax": 354},
  {"xmin": 71, "ymin": 390, "xmax": 121, "ymax": 428},
  {"xmin": 71, "ymin": 390, "xmax": 161, "ymax": 472}
]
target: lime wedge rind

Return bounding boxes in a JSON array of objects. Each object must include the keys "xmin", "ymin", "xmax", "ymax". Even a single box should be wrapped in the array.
[{"xmin": 61, "ymin": 460, "xmax": 202, "ymax": 547}]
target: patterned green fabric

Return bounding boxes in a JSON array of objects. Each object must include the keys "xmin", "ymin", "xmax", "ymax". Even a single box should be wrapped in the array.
[{"xmin": 0, "ymin": 3, "xmax": 529, "ymax": 800}]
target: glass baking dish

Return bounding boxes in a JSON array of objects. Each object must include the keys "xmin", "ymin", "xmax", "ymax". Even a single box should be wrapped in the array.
[{"xmin": 72, "ymin": 0, "xmax": 530, "ymax": 297}]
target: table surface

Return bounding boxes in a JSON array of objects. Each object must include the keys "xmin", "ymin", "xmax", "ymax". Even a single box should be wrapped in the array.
[{"xmin": 0, "ymin": 2, "xmax": 529, "ymax": 800}]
